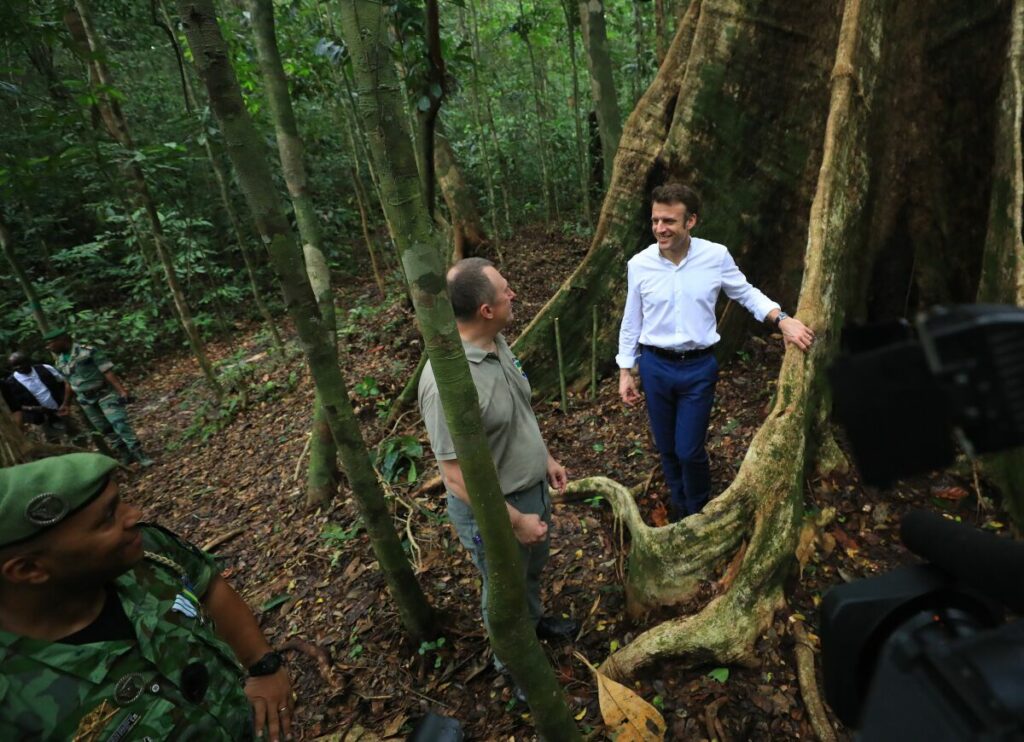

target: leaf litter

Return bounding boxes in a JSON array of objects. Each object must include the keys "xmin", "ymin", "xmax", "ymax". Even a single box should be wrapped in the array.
[{"xmin": 115, "ymin": 228, "xmax": 1014, "ymax": 740}]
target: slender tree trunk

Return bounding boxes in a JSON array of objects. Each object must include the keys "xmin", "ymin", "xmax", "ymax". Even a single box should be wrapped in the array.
[
  {"xmin": 351, "ymin": 165, "xmax": 387, "ymax": 297},
  {"xmin": 631, "ymin": 0, "xmax": 646, "ymax": 105},
  {"xmin": 67, "ymin": 0, "xmax": 223, "ymax": 400},
  {"xmin": 579, "ymin": 0, "xmax": 622, "ymax": 188},
  {"xmin": 157, "ymin": 0, "xmax": 285, "ymax": 356},
  {"xmin": 333, "ymin": 1, "xmax": 580, "ymax": 736},
  {"xmin": 464, "ymin": 3, "xmax": 503, "ymax": 247},
  {"xmin": 977, "ymin": 0, "xmax": 1024, "ymax": 529},
  {"xmin": 0, "ymin": 216, "xmax": 50, "ymax": 334},
  {"xmin": 562, "ymin": 0, "xmax": 592, "ymax": 224},
  {"xmin": 177, "ymin": 0, "xmax": 435, "ymax": 643},
  {"xmin": 247, "ymin": 0, "xmax": 340, "ymax": 507},
  {"xmin": 516, "ymin": 0, "xmax": 555, "ymax": 225},
  {"xmin": 654, "ymin": 0, "xmax": 668, "ymax": 65},
  {"xmin": 469, "ymin": 0, "xmax": 511, "ymax": 239},
  {"xmin": 435, "ymin": 132, "xmax": 488, "ymax": 263}
]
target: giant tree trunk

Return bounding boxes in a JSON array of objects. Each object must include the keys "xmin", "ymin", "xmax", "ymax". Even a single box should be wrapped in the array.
[
  {"xmin": 435, "ymin": 132, "xmax": 488, "ymax": 263},
  {"xmin": 66, "ymin": 0, "xmax": 223, "ymax": 400},
  {"xmin": 556, "ymin": 0, "xmax": 1013, "ymax": 680},
  {"xmin": 247, "ymin": 0, "xmax": 340, "ymax": 508},
  {"xmin": 573, "ymin": 0, "xmax": 887, "ymax": 679},
  {"xmin": 513, "ymin": 0, "xmax": 837, "ymax": 398},
  {"xmin": 0, "ymin": 215, "xmax": 50, "ymax": 334},
  {"xmin": 176, "ymin": 0, "xmax": 435, "ymax": 644},
  {"xmin": 335, "ymin": 1, "xmax": 580, "ymax": 737},
  {"xmin": 579, "ymin": 0, "xmax": 622, "ymax": 187},
  {"xmin": 977, "ymin": 0, "xmax": 1024, "ymax": 529}
]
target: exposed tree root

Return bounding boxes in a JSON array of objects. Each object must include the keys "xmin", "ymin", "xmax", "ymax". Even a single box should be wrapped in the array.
[
  {"xmin": 792, "ymin": 619, "xmax": 837, "ymax": 742},
  {"xmin": 281, "ymin": 637, "xmax": 344, "ymax": 691}
]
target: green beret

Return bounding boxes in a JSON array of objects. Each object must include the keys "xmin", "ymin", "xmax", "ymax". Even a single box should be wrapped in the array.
[
  {"xmin": 0, "ymin": 453, "xmax": 118, "ymax": 548},
  {"xmin": 41, "ymin": 327, "xmax": 68, "ymax": 341}
]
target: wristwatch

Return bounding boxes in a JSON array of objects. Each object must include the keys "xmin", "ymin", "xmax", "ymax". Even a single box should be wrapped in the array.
[
  {"xmin": 248, "ymin": 651, "xmax": 284, "ymax": 677},
  {"xmin": 774, "ymin": 311, "xmax": 790, "ymax": 327}
]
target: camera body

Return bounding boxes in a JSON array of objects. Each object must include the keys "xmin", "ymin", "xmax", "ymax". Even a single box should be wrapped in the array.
[{"xmin": 822, "ymin": 305, "xmax": 1024, "ymax": 739}]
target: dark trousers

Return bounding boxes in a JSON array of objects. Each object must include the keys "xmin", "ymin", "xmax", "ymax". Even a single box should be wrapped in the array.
[{"xmin": 638, "ymin": 351, "xmax": 719, "ymax": 517}]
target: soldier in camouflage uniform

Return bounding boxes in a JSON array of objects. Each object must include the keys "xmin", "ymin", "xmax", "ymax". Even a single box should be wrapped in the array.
[
  {"xmin": 44, "ymin": 328, "xmax": 154, "ymax": 467},
  {"xmin": 0, "ymin": 453, "xmax": 295, "ymax": 740}
]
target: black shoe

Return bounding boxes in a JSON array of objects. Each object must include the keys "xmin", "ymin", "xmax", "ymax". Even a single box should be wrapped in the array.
[{"xmin": 535, "ymin": 615, "xmax": 580, "ymax": 642}]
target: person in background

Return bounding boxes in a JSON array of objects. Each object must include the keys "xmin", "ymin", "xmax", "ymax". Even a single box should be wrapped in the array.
[{"xmin": 44, "ymin": 328, "xmax": 154, "ymax": 467}]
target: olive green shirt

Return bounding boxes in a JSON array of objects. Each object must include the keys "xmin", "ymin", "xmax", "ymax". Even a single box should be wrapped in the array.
[
  {"xmin": 0, "ymin": 525, "xmax": 252, "ymax": 740},
  {"xmin": 54, "ymin": 343, "xmax": 115, "ymax": 398},
  {"xmin": 419, "ymin": 334, "xmax": 548, "ymax": 495}
]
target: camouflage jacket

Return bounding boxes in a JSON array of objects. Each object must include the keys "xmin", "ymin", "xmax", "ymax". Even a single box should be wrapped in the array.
[
  {"xmin": 54, "ymin": 344, "xmax": 114, "ymax": 399},
  {"xmin": 0, "ymin": 526, "xmax": 253, "ymax": 740}
]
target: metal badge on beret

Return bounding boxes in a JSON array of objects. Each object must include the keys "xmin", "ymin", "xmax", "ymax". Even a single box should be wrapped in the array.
[
  {"xmin": 24, "ymin": 493, "xmax": 68, "ymax": 526},
  {"xmin": 113, "ymin": 673, "xmax": 146, "ymax": 705}
]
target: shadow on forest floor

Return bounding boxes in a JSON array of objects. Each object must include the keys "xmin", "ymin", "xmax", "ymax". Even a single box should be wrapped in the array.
[{"xmin": 118, "ymin": 226, "xmax": 1011, "ymax": 740}]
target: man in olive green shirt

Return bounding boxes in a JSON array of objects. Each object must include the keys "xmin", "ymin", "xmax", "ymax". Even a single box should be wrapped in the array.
[
  {"xmin": 418, "ymin": 259, "xmax": 579, "ymax": 677},
  {"xmin": 0, "ymin": 453, "xmax": 294, "ymax": 740}
]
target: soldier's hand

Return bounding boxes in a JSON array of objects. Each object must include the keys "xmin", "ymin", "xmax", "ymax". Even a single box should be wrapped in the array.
[
  {"xmin": 56, "ymin": 405, "xmax": 70, "ymax": 417},
  {"xmin": 246, "ymin": 668, "xmax": 294, "ymax": 741},
  {"xmin": 512, "ymin": 513, "xmax": 548, "ymax": 546}
]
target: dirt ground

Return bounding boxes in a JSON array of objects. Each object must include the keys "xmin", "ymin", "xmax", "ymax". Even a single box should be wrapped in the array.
[{"xmin": 117, "ymin": 228, "xmax": 1011, "ymax": 740}]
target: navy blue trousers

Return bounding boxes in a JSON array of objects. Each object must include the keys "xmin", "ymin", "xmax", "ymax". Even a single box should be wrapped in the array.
[{"xmin": 638, "ymin": 351, "xmax": 719, "ymax": 518}]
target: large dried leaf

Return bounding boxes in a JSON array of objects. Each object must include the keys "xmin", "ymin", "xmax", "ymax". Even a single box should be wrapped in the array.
[{"xmin": 576, "ymin": 653, "xmax": 666, "ymax": 741}]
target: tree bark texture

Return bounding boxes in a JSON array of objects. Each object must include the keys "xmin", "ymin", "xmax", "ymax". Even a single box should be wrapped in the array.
[
  {"xmin": 67, "ymin": 0, "xmax": 223, "ymax": 400},
  {"xmin": 334, "ymin": 1, "xmax": 580, "ymax": 737},
  {"xmin": 435, "ymin": 132, "xmax": 488, "ymax": 263},
  {"xmin": 247, "ymin": 0, "xmax": 341, "ymax": 507},
  {"xmin": 579, "ymin": 0, "xmax": 622, "ymax": 187},
  {"xmin": 573, "ymin": 0, "xmax": 888, "ymax": 680},
  {"xmin": 176, "ymin": 0, "xmax": 435, "ymax": 643},
  {"xmin": 977, "ymin": 0, "xmax": 1024, "ymax": 530},
  {"xmin": 0, "ymin": 216, "xmax": 51, "ymax": 334}
]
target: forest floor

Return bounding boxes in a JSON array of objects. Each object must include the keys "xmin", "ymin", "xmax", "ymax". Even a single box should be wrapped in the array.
[{"xmin": 117, "ymin": 227, "xmax": 1011, "ymax": 741}]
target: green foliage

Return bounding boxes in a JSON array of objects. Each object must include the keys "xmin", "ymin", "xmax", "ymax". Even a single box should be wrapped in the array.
[
  {"xmin": 354, "ymin": 375, "xmax": 381, "ymax": 397},
  {"xmin": 417, "ymin": 636, "xmax": 446, "ymax": 670},
  {"xmin": 375, "ymin": 434, "xmax": 424, "ymax": 484},
  {"xmin": 707, "ymin": 667, "xmax": 730, "ymax": 683},
  {"xmin": 1, "ymin": 0, "xmax": 662, "ymax": 368}
]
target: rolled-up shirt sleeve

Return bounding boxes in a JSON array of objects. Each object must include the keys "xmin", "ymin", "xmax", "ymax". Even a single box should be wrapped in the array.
[
  {"xmin": 616, "ymin": 261, "xmax": 643, "ymax": 368},
  {"xmin": 720, "ymin": 249, "xmax": 779, "ymax": 322}
]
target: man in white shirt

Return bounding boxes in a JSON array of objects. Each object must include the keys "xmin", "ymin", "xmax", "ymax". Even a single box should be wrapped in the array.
[
  {"xmin": 2, "ymin": 352, "xmax": 70, "ymax": 441},
  {"xmin": 617, "ymin": 183, "xmax": 814, "ymax": 520}
]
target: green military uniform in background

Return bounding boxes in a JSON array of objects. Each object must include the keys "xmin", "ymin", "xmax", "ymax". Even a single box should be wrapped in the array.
[
  {"xmin": 54, "ymin": 343, "xmax": 144, "ymax": 461},
  {"xmin": 0, "ymin": 525, "xmax": 253, "ymax": 740}
]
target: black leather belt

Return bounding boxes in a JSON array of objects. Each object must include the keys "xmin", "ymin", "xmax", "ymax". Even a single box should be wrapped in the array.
[{"xmin": 640, "ymin": 343, "xmax": 715, "ymax": 361}]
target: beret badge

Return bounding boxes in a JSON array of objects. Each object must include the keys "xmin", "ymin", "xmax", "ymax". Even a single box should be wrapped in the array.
[{"xmin": 25, "ymin": 493, "xmax": 69, "ymax": 526}]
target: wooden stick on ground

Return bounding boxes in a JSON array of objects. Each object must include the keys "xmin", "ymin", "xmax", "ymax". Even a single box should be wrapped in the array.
[{"xmin": 201, "ymin": 526, "xmax": 247, "ymax": 552}]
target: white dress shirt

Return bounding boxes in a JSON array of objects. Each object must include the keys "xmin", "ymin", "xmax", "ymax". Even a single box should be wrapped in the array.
[
  {"xmin": 12, "ymin": 364, "xmax": 65, "ymax": 409},
  {"xmin": 616, "ymin": 238, "xmax": 779, "ymax": 368}
]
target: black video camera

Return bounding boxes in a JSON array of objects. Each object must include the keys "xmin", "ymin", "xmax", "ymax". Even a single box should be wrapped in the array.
[{"xmin": 821, "ymin": 304, "xmax": 1024, "ymax": 740}]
